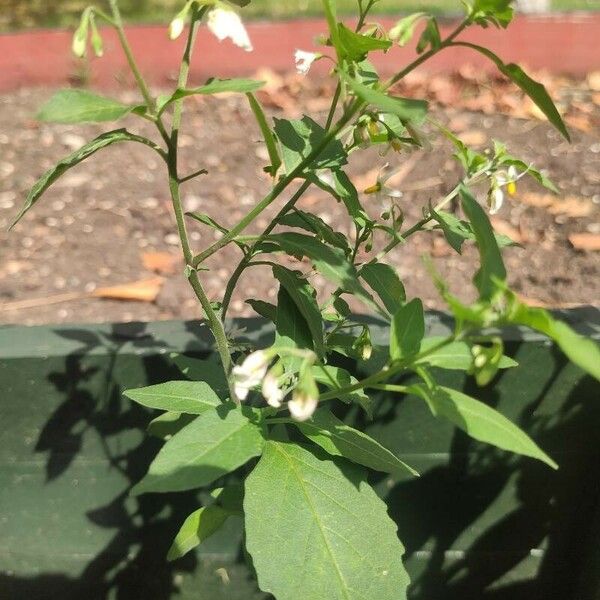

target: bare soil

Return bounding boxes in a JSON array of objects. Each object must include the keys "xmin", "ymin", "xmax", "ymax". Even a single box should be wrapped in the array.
[{"xmin": 1, "ymin": 75, "xmax": 599, "ymax": 326}]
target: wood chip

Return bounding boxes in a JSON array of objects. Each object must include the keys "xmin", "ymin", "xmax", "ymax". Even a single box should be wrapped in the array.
[
  {"xmin": 93, "ymin": 278, "xmax": 165, "ymax": 302},
  {"xmin": 517, "ymin": 193, "xmax": 593, "ymax": 218},
  {"xmin": 142, "ymin": 251, "xmax": 180, "ymax": 275},
  {"xmin": 568, "ymin": 233, "xmax": 600, "ymax": 252}
]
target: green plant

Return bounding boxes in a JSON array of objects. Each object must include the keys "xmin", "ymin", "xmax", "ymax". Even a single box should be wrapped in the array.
[{"xmin": 12, "ymin": 1, "xmax": 600, "ymax": 598}]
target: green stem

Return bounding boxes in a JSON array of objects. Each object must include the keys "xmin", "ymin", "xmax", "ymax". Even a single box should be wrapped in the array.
[
  {"xmin": 220, "ymin": 179, "xmax": 312, "ymax": 318},
  {"xmin": 108, "ymin": 0, "xmax": 170, "ymax": 143},
  {"xmin": 163, "ymin": 4, "xmax": 233, "ymax": 393},
  {"xmin": 192, "ymin": 104, "xmax": 361, "ymax": 267}
]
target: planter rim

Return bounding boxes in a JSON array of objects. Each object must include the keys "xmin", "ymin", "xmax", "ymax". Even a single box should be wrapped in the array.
[{"xmin": 1, "ymin": 306, "xmax": 598, "ymax": 360}]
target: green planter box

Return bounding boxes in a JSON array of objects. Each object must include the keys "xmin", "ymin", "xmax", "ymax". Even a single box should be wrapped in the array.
[{"xmin": 1, "ymin": 310, "xmax": 599, "ymax": 600}]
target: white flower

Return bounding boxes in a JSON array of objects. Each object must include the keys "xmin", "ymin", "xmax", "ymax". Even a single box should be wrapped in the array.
[
  {"xmin": 288, "ymin": 389, "xmax": 318, "ymax": 422},
  {"xmin": 262, "ymin": 372, "xmax": 284, "ymax": 408},
  {"xmin": 487, "ymin": 166, "xmax": 519, "ymax": 215},
  {"xmin": 169, "ymin": 16, "xmax": 186, "ymax": 40},
  {"xmin": 231, "ymin": 350, "xmax": 269, "ymax": 401},
  {"xmin": 207, "ymin": 7, "xmax": 253, "ymax": 52},
  {"xmin": 295, "ymin": 50, "xmax": 319, "ymax": 75},
  {"xmin": 363, "ymin": 163, "xmax": 404, "ymax": 201}
]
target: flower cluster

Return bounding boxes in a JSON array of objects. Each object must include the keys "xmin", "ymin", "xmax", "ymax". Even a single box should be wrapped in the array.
[{"xmin": 232, "ymin": 350, "xmax": 319, "ymax": 421}]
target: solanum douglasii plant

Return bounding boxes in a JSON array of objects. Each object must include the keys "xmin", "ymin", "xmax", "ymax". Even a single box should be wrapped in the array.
[{"xmin": 12, "ymin": 1, "xmax": 600, "ymax": 598}]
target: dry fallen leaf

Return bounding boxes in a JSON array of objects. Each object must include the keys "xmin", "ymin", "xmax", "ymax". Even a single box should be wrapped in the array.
[
  {"xmin": 587, "ymin": 71, "xmax": 600, "ymax": 92},
  {"xmin": 490, "ymin": 217, "xmax": 528, "ymax": 244},
  {"xmin": 93, "ymin": 278, "xmax": 165, "ymax": 303},
  {"xmin": 459, "ymin": 130, "xmax": 487, "ymax": 146},
  {"xmin": 565, "ymin": 114, "xmax": 593, "ymax": 133},
  {"xmin": 517, "ymin": 193, "xmax": 593, "ymax": 218},
  {"xmin": 142, "ymin": 251, "xmax": 180, "ymax": 275},
  {"xmin": 568, "ymin": 233, "xmax": 600, "ymax": 252}
]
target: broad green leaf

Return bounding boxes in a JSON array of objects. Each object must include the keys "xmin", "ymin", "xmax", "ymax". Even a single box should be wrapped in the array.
[
  {"xmin": 124, "ymin": 380, "xmax": 222, "ymax": 414},
  {"xmin": 416, "ymin": 17, "xmax": 441, "ymax": 54},
  {"xmin": 167, "ymin": 505, "xmax": 231, "ymax": 561},
  {"xmin": 294, "ymin": 409, "xmax": 417, "ymax": 476},
  {"xmin": 37, "ymin": 90, "xmax": 144, "ymax": 123},
  {"xmin": 268, "ymin": 232, "xmax": 377, "ymax": 311},
  {"xmin": 460, "ymin": 186, "xmax": 507, "ymax": 299},
  {"xmin": 275, "ymin": 287, "xmax": 314, "ymax": 370},
  {"xmin": 343, "ymin": 74, "xmax": 428, "ymax": 124},
  {"xmin": 212, "ymin": 484, "xmax": 245, "ymax": 514},
  {"xmin": 455, "ymin": 43, "xmax": 569, "ymax": 140},
  {"xmin": 433, "ymin": 208, "xmax": 517, "ymax": 253},
  {"xmin": 416, "ymin": 337, "xmax": 517, "ymax": 371},
  {"xmin": 244, "ymin": 441, "xmax": 411, "ymax": 600},
  {"xmin": 246, "ymin": 299, "xmax": 278, "ymax": 322},
  {"xmin": 273, "ymin": 265, "xmax": 325, "ymax": 357},
  {"xmin": 168, "ymin": 353, "xmax": 229, "ymax": 395},
  {"xmin": 411, "ymin": 384, "xmax": 558, "ymax": 469},
  {"xmin": 337, "ymin": 23, "xmax": 392, "ymax": 61},
  {"xmin": 472, "ymin": 0, "xmax": 514, "ymax": 28},
  {"xmin": 278, "ymin": 210, "xmax": 350, "ymax": 253},
  {"xmin": 312, "ymin": 364, "xmax": 373, "ymax": 417},
  {"xmin": 132, "ymin": 405, "xmax": 265, "ymax": 495},
  {"xmin": 506, "ymin": 298, "xmax": 600, "ymax": 381},
  {"xmin": 160, "ymin": 78, "xmax": 264, "ymax": 113},
  {"xmin": 274, "ymin": 116, "xmax": 347, "ymax": 174},
  {"xmin": 390, "ymin": 298, "xmax": 425, "ymax": 361},
  {"xmin": 360, "ymin": 262, "xmax": 406, "ymax": 315},
  {"xmin": 147, "ymin": 412, "xmax": 197, "ymax": 440},
  {"xmin": 11, "ymin": 129, "xmax": 156, "ymax": 228},
  {"xmin": 316, "ymin": 170, "xmax": 372, "ymax": 229}
]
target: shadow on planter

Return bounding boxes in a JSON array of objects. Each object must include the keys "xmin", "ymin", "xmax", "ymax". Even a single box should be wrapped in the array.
[{"xmin": 0, "ymin": 311, "xmax": 598, "ymax": 600}]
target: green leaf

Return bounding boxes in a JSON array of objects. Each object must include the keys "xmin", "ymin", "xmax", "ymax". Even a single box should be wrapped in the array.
[
  {"xmin": 246, "ymin": 92, "xmax": 282, "ymax": 176},
  {"xmin": 11, "ymin": 129, "xmax": 157, "ymax": 228},
  {"xmin": 455, "ymin": 43, "xmax": 569, "ymax": 140},
  {"xmin": 390, "ymin": 298, "xmax": 425, "ymax": 361},
  {"xmin": 337, "ymin": 23, "xmax": 392, "ymax": 61},
  {"xmin": 37, "ymin": 90, "xmax": 144, "ymax": 123},
  {"xmin": 132, "ymin": 405, "xmax": 265, "ymax": 495},
  {"xmin": 294, "ymin": 409, "xmax": 418, "ymax": 476},
  {"xmin": 416, "ymin": 337, "xmax": 517, "ymax": 371},
  {"xmin": 273, "ymin": 265, "xmax": 325, "ymax": 357},
  {"xmin": 147, "ymin": 412, "xmax": 197, "ymax": 440},
  {"xmin": 342, "ymin": 73, "xmax": 428, "ymax": 124},
  {"xmin": 168, "ymin": 353, "xmax": 229, "ymax": 395},
  {"xmin": 312, "ymin": 364, "xmax": 373, "ymax": 417},
  {"xmin": 471, "ymin": 0, "xmax": 514, "ymax": 28},
  {"xmin": 246, "ymin": 299, "xmax": 278, "ymax": 322},
  {"xmin": 416, "ymin": 17, "xmax": 441, "ymax": 54},
  {"xmin": 360, "ymin": 262, "xmax": 406, "ymax": 315},
  {"xmin": 244, "ymin": 441, "xmax": 411, "ymax": 600},
  {"xmin": 460, "ymin": 186, "xmax": 507, "ymax": 299},
  {"xmin": 411, "ymin": 384, "xmax": 558, "ymax": 469},
  {"xmin": 389, "ymin": 13, "xmax": 427, "ymax": 46},
  {"xmin": 268, "ymin": 232, "xmax": 377, "ymax": 311},
  {"xmin": 274, "ymin": 116, "xmax": 347, "ymax": 174},
  {"xmin": 278, "ymin": 210, "xmax": 350, "ymax": 253},
  {"xmin": 160, "ymin": 78, "xmax": 264, "ymax": 113},
  {"xmin": 167, "ymin": 505, "xmax": 231, "ymax": 561},
  {"xmin": 124, "ymin": 380, "xmax": 223, "ymax": 414},
  {"xmin": 506, "ymin": 297, "xmax": 600, "ymax": 381},
  {"xmin": 275, "ymin": 287, "xmax": 314, "ymax": 359}
]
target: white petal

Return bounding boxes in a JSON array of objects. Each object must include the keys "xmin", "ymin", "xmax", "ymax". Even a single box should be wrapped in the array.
[
  {"xmin": 507, "ymin": 165, "xmax": 518, "ymax": 180},
  {"xmin": 207, "ymin": 8, "xmax": 253, "ymax": 52},
  {"xmin": 169, "ymin": 17, "xmax": 185, "ymax": 40},
  {"xmin": 489, "ymin": 188, "xmax": 504, "ymax": 215},
  {"xmin": 262, "ymin": 373, "xmax": 283, "ymax": 408},
  {"xmin": 241, "ymin": 350, "xmax": 269, "ymax": 376},
  {"xmin": 288, "ymin": 392, "xmax": 318, "ymax": 422},
  {"xmin": 294, "ymin": 50, "xmax": 318, "ymax": 75}
]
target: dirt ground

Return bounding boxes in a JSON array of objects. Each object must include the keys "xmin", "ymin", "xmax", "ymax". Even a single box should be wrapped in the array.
[{"xmin": 1, "ymin": 71, "xmax": 599, "ymax": 326}]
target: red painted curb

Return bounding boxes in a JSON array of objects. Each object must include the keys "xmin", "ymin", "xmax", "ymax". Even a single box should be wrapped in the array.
[{"xmin": 0, "ymin": 15, "xmax": 599, "ymax": 92}]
